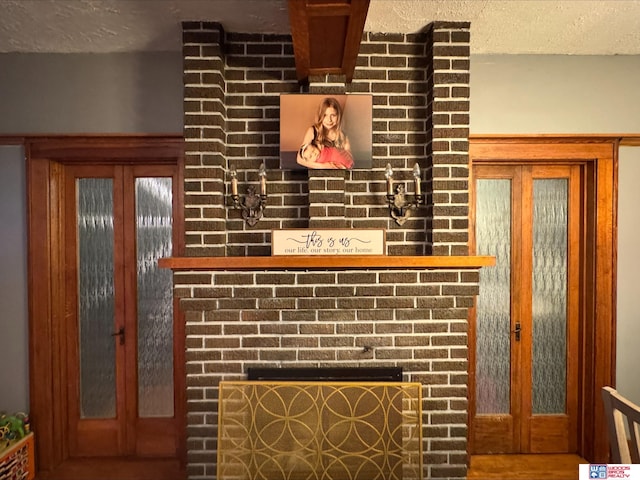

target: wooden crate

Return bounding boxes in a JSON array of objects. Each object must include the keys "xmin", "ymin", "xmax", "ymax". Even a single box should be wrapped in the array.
[{"xmin": 0, "ymin": 433, "xmax": 35, "ymax": 480}]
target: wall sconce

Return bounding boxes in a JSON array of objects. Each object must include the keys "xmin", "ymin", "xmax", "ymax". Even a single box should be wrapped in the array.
[
  {"xmin": 229, "ymin": 162, "xmax": 267, "ymax": 227},
  {"xmin": 385, "ymin": 163, "xmax": 424, "ymax": 226}
]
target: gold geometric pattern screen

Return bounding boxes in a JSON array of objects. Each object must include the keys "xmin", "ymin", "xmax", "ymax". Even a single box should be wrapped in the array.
[{"xmin": 217, "ymin": 381, "xmax": 423, "ymax": 480}]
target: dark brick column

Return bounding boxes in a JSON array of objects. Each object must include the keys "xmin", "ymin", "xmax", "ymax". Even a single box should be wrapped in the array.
[
  {"xmin": 428, "ymin": 22, "xmax": 471, "ymax": 257},
  {"xmin": 183, "ymin": 22, "xmax": 227, "ymax": 256}
]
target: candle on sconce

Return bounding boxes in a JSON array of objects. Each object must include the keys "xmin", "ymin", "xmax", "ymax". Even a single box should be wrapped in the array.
[
  {"xmin": 230, "ymin": 169, "xmax": 238, "ymax": 196},
  {"xmin": 258, "ymin": 162, "xmax": 267, "ymax": 196},
  {"xmin": 413, "ymin": 163, "xmax": 421, "ymax": 195},
  {"xmin": 384, "ymin": 163, "xmax": 394, "ymax": 195},
  {"xmin": 227, "ymin": 164, "xmax": 267, "ymax": 226}
]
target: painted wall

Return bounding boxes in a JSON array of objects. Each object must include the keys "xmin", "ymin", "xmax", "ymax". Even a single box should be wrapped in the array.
[
  {"xmin": 0, "ymin": 52, "xmax": 183, "ymax": 134},
  {"xmin": 0, "ymin": 145, "xmax": 28, "ymax": 413},
  {"xmin": 616, "ymin": 146, "xmax": 640, "ymax": 405},
  {"xmin": 470, "ymin": 55, "xmax": 640, "ymax": 134},
  {"xmin": 1, "ymin": 52, "xmax": 639, "ymax": 412}
]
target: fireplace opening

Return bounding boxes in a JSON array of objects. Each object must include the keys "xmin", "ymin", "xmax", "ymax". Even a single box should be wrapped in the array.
[{"xmin": 246, "ymin": 366, "xmax": 403, "ymax": 382}]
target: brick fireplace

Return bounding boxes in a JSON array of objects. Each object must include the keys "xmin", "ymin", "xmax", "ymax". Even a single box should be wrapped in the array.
[{"xmin": 169, "ymin": 20, "xmax": 482, "ymax": 480}]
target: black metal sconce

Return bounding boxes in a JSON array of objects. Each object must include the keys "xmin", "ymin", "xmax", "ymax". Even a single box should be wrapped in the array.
[
  {"xmin": 229, "ymin": 163, "xmax": 267, "ymax": 227},
  {"xmin": 384, "ymin": 162, "xmax": 424, "ymax": 226}
]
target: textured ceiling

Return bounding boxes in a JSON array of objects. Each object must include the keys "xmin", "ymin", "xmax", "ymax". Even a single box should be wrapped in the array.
[{"xmin": 1, "ymin": 0, "xmax": 640, "ymax": 55}]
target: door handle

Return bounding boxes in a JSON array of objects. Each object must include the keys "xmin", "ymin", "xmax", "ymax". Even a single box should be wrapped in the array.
[
  {"xmin": 111, "ymin": 326, "xmax": 125, "ymax": 345},
  {"xmin": 513, "ymin": 322, "xmax": 521, "ymax": 341}
]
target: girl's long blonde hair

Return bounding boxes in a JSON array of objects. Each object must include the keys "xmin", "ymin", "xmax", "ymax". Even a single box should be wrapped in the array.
[{"xmin": 313, "ymin": 97, "xmax": 347, "ymax": 148}]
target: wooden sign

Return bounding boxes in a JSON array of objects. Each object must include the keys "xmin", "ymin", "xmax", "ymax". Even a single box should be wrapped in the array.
[{"xmin": 271, "ymin": 229, "xmax": 386, "ymax": 256}]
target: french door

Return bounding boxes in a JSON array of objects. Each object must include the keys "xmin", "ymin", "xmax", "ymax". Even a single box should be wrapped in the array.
[
  {"xmin": 64, "ymin": 163, "xmax": 180, "ymax": 457},
  {"xmin": 470, "ymin": 163, "xmax": 581, "ymax": 454}
]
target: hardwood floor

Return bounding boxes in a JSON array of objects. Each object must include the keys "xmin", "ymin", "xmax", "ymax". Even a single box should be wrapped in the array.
[
  {"xmin": 467, "ymin": 454, "xmax": 587, "ymax": 479},
  {"xmin": 34, "ymin": 458, "xmax": 184, "ymax": 480},
  {"xmin": 33, "ymin": 454, "xmax": 585, "ymax": 480}
]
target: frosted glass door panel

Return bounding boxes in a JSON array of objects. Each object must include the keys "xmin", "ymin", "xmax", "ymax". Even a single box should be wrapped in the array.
[
  {"xmin": 475, "ymin": 179, "xmax": 512, "ymax": 414},
  {"xmin": 532, "ymin": 179, "xmax": 568, "ymax": 414},
  {"xmin": 136, "ymin": 178, "xmax": 174, "ymax": 417},
  {"xmin": 77, "ymin": 178, "xmax": 116, "ymax": 419}
]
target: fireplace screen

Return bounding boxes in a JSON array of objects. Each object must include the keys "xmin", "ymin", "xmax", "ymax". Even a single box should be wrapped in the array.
[{"xmin": 217, "ymin": 381, "xmax": 423, "ymax": 480}]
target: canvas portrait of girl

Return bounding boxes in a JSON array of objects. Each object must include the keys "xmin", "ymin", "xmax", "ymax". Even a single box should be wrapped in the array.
[{"xmin": 279, "ymin": 94, "xmax": 372, "ymax": 170}]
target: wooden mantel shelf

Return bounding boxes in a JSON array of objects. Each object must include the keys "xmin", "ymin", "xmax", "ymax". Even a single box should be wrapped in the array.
[{"xmin": 159, "ymin": 255, "xmax": 495, "ymax": 270}]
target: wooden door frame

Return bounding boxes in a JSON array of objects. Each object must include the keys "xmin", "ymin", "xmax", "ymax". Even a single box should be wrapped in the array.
[
  {"xmin": 469, "ymin": 163, "xmax": 582, "ymax": 454},
  {"xmin": 26, "ymin": 136, "xmax": 186, "ymax": 476},
  {"xmin": 469, "ymin": 136, "xmax": 617, "ymax": 462}
]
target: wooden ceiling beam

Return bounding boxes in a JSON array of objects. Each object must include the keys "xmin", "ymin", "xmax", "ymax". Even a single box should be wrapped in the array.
[{"xmin": 288, "ymin": 0, "xmax": 371, "ymax": 83}]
